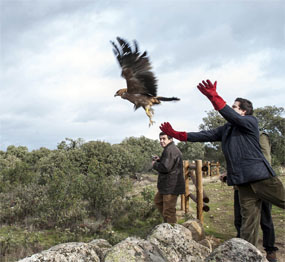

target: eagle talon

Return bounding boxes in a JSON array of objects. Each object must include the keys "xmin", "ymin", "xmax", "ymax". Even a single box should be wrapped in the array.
[
  {"xmin": 145, "ymin": 106, "xmax": 154, "ymax": 127},
  {"xmin": 149, "ymin": 120, "xmax": 155, "ymax": 127}
]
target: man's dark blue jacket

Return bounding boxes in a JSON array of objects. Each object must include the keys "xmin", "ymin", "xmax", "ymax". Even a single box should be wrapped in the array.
[{"xmin": 186, "ymin": 105, "xmax": 275, "ymax": 186}]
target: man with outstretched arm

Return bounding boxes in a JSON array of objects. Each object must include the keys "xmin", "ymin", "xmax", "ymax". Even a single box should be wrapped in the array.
[
  {"xmin": 160, "ymin": 80, "xmax": 285, "ymax": 251},
  {"xmin": 221, "ymin": 131, "xmax": 278, "ymax": 262}
]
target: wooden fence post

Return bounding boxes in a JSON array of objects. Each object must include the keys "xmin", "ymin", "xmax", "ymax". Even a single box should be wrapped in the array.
[
  {"xmin": 196, "ymin": 159, "xmax": 204, "ymax": 224},
  {"xmin": 189, "ymin": 170, "xmax": 209, "ymax": 203},
  {"xmin": 207, "ymin": 161, "xmax": 211, "ymax": 176},
  {"xmin": 181, "ymin": 160, "xmax": 210, "ymax": 223},
  {"xmin": 181, "ymin": 194, "xmax": 185, "ymax": 211},
  {"xmin": 181, "ymin": 160, "xmax": 190, "ymax": 213},
  {"xmin": 184, "ymin": 160, "xmax": 190, "ymax": 213},
  {"xmin": 216, "ymin": 162, "xmax": 220, "ymax": 177}
]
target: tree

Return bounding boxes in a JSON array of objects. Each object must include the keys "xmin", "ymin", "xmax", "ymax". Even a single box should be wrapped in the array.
[
  {"xmin": 199, "ymin": 110, "xmax": 227, "ymax": 131},
  {"xmin": 35, "ymin": 150, "xmax": 74, "ymax": 184},
  {"xmin": 120, "ymin": 136, "xmax": 162, "ymax": 173},
  {"xmin": 199, "ymin": 110, "xmax": 226, "ymax": 165},
  {"xmin": 177, "ymin": 142, "xmax": 205, "ymax": 161},
  {"xmin": 254, "ymin": 106, "xmax": 285, "ymax": 165},
  {"xmin": 57, "ymin": 138, "xmax": 85, "ymax": 151},
  {"xmin": 6, "ymin": 145, "xmax": 29, "ymax": 161},
  {"xmin": 25, "ymin": 147, "xmax": 51, "ymax": 168}
]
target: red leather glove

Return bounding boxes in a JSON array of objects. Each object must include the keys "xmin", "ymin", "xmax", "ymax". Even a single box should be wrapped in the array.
[
  {"xmin": 159, "ymin": 122, "xmax": 187, "ymax": 141},
  {"xmin": 197, "ymin": 80, "xmax": 226, "ymax": 111}
]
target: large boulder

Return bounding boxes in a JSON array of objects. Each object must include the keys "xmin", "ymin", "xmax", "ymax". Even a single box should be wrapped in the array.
[
  {"xmin": 104, "ymin": 237, "xmax": 167, "ymax": 262},
  {"xmin": 89, "ymin": 239, "xmax": 113, "ymax": 261},
  {"xmin": 147, "ymin": 223, "xmax": 211, "ymax": 262},
  {"xmin": 18, "ymin": 241, "xmax": 102, "ymax": 262},
  {"xmin": 198, "ymin": 239, "xmax": 212, "ymax": 252},
  {"xmin": 205, "ymin": 238, "xmax": 268, "ymax": 262},
  {"xmin": 182, "ymin": 219, "xmax": 205, "ymax": 242},
  {"xmin": 17, "ymin": 224, "xmax": 269, "ymax": 262}
]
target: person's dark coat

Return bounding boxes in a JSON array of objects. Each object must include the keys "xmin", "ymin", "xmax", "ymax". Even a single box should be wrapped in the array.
[
  {"xmin": 153, "ymin": 141, "xmax": 185, "ymax": 194},
  {"xmin": 186, "ymin": 105, "xmax": 276, "ymax": 186}
]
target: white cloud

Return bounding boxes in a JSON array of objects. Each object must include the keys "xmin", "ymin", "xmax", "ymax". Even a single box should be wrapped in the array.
[{"xmin": 0, "ymin": 0, "xmax": 284, "ymax": 150}]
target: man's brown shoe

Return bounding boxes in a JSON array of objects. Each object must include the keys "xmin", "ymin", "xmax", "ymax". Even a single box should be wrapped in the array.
[{"xmin": 266, "ymin": 251, "xmax": 277, "ymax": 262}]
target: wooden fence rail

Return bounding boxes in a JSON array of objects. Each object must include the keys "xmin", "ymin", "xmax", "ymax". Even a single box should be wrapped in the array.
[
  {"xmin": 180, "ymin": 159, "xmax": 219, "ymax": 224},
  {"xmin": 202, "ymin": 161, "xmax": 220, "ymax": 177}
]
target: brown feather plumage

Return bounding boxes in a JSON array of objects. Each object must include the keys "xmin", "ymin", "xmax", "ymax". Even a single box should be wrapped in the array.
[{"xmin": 111, "ymin": 37, "xmax": 180, "ymax": 126}]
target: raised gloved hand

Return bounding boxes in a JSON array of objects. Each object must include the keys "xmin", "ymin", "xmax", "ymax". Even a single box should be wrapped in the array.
[
  {"xmin": 159, "ymin": 122, "xmax": 187, "ymax": 141},
  {"xmin": 197, "ymin": 80, "xmax": 226, "ymax": 110}
]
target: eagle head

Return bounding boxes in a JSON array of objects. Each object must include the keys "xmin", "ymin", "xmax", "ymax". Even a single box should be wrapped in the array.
[{"xmin": 114, "ymin": 88, "xmax": 127, "ymax": 97}]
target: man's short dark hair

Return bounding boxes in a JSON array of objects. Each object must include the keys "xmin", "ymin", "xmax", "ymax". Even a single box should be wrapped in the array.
[
  {"xmin": 159, "ymin": 131, "xmax": 172, "ymax": 140},
  {"xmin": 235, "ymin": 97, "xmax": 253, "ymax": 115}
]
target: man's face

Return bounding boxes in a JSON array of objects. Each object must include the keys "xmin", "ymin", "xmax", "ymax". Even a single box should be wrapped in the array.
[
  {"xmin": 232, "ymin": 101, "xmax": 246, "ymax": 116},
  {"xmin": 159, "ymin": 135, "xmax": 173, "ymax": 148}
]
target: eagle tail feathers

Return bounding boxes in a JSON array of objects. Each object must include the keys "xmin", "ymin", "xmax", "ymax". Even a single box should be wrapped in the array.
[{"xmin": 156, "ymin": 96, "xmax": 180, "ymax": 102}]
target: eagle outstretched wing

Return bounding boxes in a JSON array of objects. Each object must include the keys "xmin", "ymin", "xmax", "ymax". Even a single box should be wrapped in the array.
[
  {"xmin": 110, "ymin": 37, "xmax": 157, "ymax": 96},
  {"xmin": 111, "ymin": 37, "xmax": 180, "ymax": 126}
]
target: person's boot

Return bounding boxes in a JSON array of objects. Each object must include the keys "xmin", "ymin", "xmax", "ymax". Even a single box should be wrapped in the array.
[{"xmin": 266, "ymin": 250, "xmax": 277, "ymax": 262}]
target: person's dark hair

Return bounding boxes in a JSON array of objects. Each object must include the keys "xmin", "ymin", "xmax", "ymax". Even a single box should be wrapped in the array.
[
  {"xmin": 235, "ymin": 97, "xmax": 253, "ymax": 115},
  {"xmin": 159, "ymin": 131, "xmax": 172, "ymax": 140}
]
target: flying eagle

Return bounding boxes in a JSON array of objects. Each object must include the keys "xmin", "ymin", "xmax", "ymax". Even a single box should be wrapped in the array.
[{"xmin": 111, "ymin": 37, "xmax": 180, "ymax": 126}]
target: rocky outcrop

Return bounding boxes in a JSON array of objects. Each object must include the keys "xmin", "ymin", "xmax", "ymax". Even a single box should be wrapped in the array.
[
  {"xmin": 18, "ymin": 220, "xmax": 268, "ymax": 262},
  {"xmin": 205, "ymin": 238, "xmax": 268, "ymax": 262},
  {"xmin": 89, "ymin": 239, "xmax": 113, "ymax": 261},
  {"xmin": 104, "ymin": 237, "xmax": 167, "ymax": 262},
  {"xmin": 18, "ymin": 241, "xmax": 101, "ymax": 262},
  {"xmin": 147, "ymin": 223, "xmax": 211, "ymax": 262},
  {"xmin": 198, "ymin": 239, "xmax": 212, "ymax": 252},
  {"xmin": 182, "ymin": 219, "xmax": 205, "ymax": 242}
]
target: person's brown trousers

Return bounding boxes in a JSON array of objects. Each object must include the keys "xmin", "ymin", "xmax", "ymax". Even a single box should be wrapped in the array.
[
  {"xmin": 154, "ymin": 192, "xmax": 178, "ymax": 223},
  {"xmin": 238, "ymin": 176, "xmax": 285, "ymax": 247}
]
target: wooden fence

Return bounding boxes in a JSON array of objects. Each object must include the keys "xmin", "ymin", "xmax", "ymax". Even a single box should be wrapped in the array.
[
  {"xmin": 202, "ymin": 161, "xmax": 220, "ymax": 177},
  {"xmin": 180, "ymin": 160, "xmax": 219, "ymax": 224}
]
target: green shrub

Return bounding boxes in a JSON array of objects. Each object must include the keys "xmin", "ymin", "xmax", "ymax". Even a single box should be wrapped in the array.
[
  {"xmin": 42, "ymin": 171, "xmax": 87, "ymax": 228},
  {"xmin": 0, "ymin": 172, "xmax": 88, "ymax": 228},
  {"xmin": 113, "ymin": 187, "xmax": 160, "ymax": 232},
  {"xmin": 81, "ymin": 141, "xmax": 141, "ymax": 177},
  {"xmin": 0, "ymin": 184, "xmax": 49, "ymax": 224},
  {"xmin": 1, "ymin": 162, "xmax": 36, "ymax": 188},
  {"xmin": 120, "ymin": 136, "xmax": 162, "ymax": 173},
  {"xmin": 84, "ymin": 171, "xmax": 132, "ymax": 218},
  {"xmin": 0, "ymin": 137, "xmax": 161, "ymax": 233}
]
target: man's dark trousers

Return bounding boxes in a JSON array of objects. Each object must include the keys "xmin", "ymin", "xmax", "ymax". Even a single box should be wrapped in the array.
[{"xmin": 234, "ymin": 189, "xmax": 277, "ymax": 251}]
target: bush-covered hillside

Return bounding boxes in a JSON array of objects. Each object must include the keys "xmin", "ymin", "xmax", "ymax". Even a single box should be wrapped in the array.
[{"xmin": 0, "ymin": 105, "xmax": 284, "ymax": 261}]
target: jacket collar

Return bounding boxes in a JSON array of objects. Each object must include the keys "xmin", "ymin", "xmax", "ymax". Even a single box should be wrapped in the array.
[{"xmin": 164, "ymin": 141, "xmax": 174, "ymax": 149}]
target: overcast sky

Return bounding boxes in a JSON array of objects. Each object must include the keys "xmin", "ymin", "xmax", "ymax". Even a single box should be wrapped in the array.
[{"xmin": 0, "ymin": 0, "xmax": 284, "ymax": 151}]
